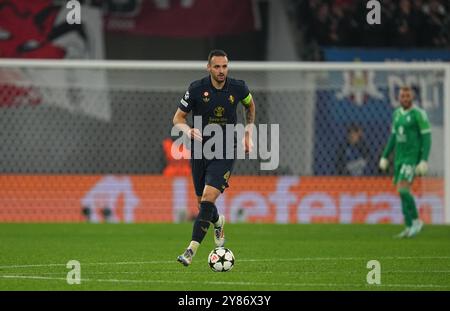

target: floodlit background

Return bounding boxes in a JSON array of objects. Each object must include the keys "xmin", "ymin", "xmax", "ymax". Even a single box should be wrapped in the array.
[
  {"xmin": 0, "ymin": 0, "xmax": 449, "ymax": 224},
  {"xmin": 0, "ymin": 0, "xmax": 450, "ymax": 292}
]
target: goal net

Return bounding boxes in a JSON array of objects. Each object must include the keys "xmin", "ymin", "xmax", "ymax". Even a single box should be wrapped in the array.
[{"xmin": 0, "ymin": 60, "xmax": 448, "ymax": 224}]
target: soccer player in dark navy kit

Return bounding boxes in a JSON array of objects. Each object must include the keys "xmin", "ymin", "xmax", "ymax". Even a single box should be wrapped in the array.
[{"xmin": 173, "ymin": 50, "xmax": 256, "ymax": 266}]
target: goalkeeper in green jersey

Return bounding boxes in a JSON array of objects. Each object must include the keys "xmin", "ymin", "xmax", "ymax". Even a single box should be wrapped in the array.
[{"xmin": 379, "ymin": 86, "xmax": 432, "ymax": 238}]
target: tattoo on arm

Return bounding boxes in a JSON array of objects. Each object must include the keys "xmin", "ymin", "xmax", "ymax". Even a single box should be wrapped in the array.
[{"xmin": 243, "ymin": 102, "xmax": 255, "ymax": 125}]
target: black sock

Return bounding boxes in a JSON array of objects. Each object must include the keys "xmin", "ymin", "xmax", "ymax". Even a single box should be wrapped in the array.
[
  {"xmin": 191, "ymin": 219, "xmax": 210, "ymax": 243},
  {"xmin": 191, "ymin": 201, "xmax": 216, "ymax": 243},
  {"xmin": 211, "ymin": 205, "xmax": 219, "ymax": 225}
]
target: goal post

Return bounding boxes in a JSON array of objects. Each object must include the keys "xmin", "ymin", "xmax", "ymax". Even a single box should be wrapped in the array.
[
  {"xmin": 0, "ymin": 59, "xmax": 448, "ymax": 224},
  {"xmin": 445, "ymin": 66, "xmax": 450, "ymax": 224}
]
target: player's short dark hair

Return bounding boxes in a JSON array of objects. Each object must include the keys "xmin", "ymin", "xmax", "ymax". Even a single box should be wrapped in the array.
[{"xmin": 208, "ymin": 49, "xmax": 228, "ymax": 63}]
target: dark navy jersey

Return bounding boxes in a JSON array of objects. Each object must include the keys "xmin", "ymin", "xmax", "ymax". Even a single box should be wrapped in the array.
[
  {"xmin": 178, "ymin": 76, "xmax": 252, "ymax": 157},
  {"xmin": 178, "ymin": 76, "xmax": 251, "ymax": 128}
]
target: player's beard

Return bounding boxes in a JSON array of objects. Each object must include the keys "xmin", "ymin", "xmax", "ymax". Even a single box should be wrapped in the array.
[
  {"xmin": 213, "ymin": 73, "xmax": 226, "ymax": 85},
  {"xmin": 401, "ymin": 101, "xmax": 412, "ymax": 110}
]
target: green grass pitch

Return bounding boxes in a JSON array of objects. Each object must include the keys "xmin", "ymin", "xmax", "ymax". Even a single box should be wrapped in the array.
[{"xmin": 0, "ymin": 223, "xmax": 449, "ymax": 291}]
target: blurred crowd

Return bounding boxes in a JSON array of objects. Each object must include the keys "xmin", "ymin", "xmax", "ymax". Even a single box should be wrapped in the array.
[{"xmin": 293, "ymin": 0, "xmax": 450, "ymax": 47}]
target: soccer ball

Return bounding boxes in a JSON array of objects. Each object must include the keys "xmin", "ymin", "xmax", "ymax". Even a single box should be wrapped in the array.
[{"xmin": 208, "ymin": 247, "xmax": 235, "ymax": 272}]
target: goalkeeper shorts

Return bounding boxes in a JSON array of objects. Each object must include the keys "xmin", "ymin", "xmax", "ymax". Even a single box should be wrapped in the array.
[{"xmin": 393, "ymin": 162, "xmax": 416, "ymax": 184}]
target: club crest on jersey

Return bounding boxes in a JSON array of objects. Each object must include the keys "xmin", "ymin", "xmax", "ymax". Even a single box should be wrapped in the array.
[
  {"xmin": 228, "ymin": 95, "xmax": 235, "ymax": 104},
  {"xmin": 214, "ymin": 106, "xmax": 225, "ymax": 117},
  {"xmin": 202, "ymin": 91, "xmax": 210, "ymax": 103}
]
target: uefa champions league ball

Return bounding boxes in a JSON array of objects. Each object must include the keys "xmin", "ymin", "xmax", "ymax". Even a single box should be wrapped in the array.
[{"xmin": 208, "ymin": 247, "xmax": 235, "ymax": 272}]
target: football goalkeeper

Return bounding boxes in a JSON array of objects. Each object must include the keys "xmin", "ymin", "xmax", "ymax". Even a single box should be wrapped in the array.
[{"xmin": 379, "ymin": 86, "xmax": 431, "ymax": 238}]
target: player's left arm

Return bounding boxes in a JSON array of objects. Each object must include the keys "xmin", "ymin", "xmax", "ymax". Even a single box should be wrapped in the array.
[
  {"xmin": 416, "ymin": 109, "xmax": 432, "ymax": 175},
  {"xmin": 241, "ymin": 92, "xmax": 255, "ymax": 153}
]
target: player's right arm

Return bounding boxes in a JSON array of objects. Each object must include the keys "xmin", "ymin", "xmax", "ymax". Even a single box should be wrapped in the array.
[
  {"xmin": 379, "ymin": 111, "xmax": 397, "ymax": 171},
  {"xmin": 173, "ymin": 88, "xmax": 202, "ymax": 141},
  {"xmin": 173, "ymin": 109, "xmax": 202, "ymax": 141}
]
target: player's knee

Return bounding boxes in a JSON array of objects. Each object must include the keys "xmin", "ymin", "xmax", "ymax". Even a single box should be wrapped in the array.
[
  {"xmin": 201, "ymin": 192, "xmax": 216, "ymax": 202},
  {"xmin": 201, "ymin": 185, "xmax": 221, "ymax": 202}
]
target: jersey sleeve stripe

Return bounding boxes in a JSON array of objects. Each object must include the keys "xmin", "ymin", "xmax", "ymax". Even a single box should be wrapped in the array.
[
  {"xmin": 180, "ymin": 98, "xmax": 189, "ymax": 107},
  {"xmin": 241, "ymin": 93, "xmax": 252, "ymax": 106}
]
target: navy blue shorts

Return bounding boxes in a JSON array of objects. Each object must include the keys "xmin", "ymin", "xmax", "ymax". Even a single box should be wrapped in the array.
[{"xmin": 190, "ymin": 158, "xmax": 235, "ymax": 197}]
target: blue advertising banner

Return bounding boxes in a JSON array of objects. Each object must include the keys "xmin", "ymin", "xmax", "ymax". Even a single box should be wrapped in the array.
[{"xmin": 323, "ymin": 48, "xmax": 450, "ymax": 62}]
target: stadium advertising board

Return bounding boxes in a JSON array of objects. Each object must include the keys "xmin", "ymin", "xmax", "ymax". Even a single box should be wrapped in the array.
[{"xmin": 0, "ymin": 176, "xmax": 443, "ymax": 224}]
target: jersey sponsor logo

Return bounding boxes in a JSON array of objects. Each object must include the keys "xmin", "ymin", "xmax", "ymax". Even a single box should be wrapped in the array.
[
  {"xmin": 397, "ymin": 126, "xmax": 407, "ymax": 142},
  {"xmin": 202, "ymin": 91, "xmax": 210, "ymax": 103},
  {"xmin": 214, "ymin": 106, "xmax": 225, "ymax": 117},
  {"xmin": 228, "ymin": 95, "xmax": 235, "ymax": 104}
]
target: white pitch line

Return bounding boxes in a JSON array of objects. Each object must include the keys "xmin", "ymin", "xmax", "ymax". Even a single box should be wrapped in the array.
[
  {"xmin": 0, "ymin": 275, "xmax": 67, "ymax": 281},
  {"xmin": 7, "ymin": 269, "xmax": 450, "ymax": 276},
  {"xmin": 0, "ymin": 256, "xmax": 449, "ymax": 269},
  {"xmin": 240, "ymin": 256, "xmax": 450, "ymax": 262},
  {"xmin": 1, "ymin": 274, "xmax": 449, "ymax": 289},
  {"xmin": 0, "ymin": 263, "xmax": 67, "ymax": 269},
  {"xmin": 0, "ymin": 261, "xmax": 173, "ymax": 269}
]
